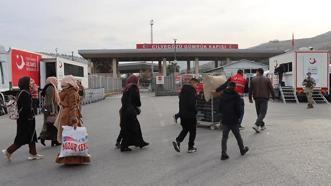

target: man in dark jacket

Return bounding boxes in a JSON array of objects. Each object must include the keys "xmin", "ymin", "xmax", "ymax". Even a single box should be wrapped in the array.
[
  {"xmin": 249, "ymin": 68, "xmax": 275, "ymax": 133},
  {"xmin": 219, "ymin": 82, "xmax": 249, "ymax": 160},
  {"xmin": 172, "ymin": 78, "xmax": 199, "ymax": 153}
]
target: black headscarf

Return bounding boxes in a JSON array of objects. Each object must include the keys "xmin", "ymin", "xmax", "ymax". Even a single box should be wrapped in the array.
[{"xmin": 18, "ymin": 76, "xmax": 31, "ymax": 91}]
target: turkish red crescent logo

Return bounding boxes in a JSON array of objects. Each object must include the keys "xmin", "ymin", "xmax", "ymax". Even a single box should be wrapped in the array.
[
  {"xmin": 309, "ymin": 58, "xmax": 316, "ymax": 64},
  {"xmin": 16, "ymin": 55, "xmax": 25, "ymax": 70},
  {"xmin": 59, "ymin": 62, "xmax": 63, "ymax": 68}
]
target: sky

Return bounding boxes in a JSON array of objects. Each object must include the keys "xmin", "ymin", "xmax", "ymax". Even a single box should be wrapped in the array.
[{"xmin": 0, "ymin": 0, "xmax": 330, "ymax": 55}]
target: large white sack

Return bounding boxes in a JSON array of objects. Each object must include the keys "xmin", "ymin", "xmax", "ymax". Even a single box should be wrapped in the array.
[
  {"xmin": 203, "ymin": 75, "xmax": 227, "ymax": 101},
  {"xmin": 59, "ymin": 126, "xmax": 89, "ymax": 158}
]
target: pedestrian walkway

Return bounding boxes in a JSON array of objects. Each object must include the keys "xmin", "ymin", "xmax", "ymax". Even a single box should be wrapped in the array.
[{"xmin": 0, "ymin": 94, "xmax": 330, "ymax": 185}]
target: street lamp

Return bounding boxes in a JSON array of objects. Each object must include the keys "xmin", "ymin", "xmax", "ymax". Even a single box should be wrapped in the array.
[{"xmin": 173, "ymin": 39, "xmax": 177, "ymax": 73}]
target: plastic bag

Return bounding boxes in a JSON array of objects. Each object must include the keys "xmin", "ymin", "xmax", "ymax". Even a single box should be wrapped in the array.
[{"xmin": 59, "ymin": 126, "xmax": 89, "ymax": 158}]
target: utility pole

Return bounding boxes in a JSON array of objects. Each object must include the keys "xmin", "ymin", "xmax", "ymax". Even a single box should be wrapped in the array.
[{"xmin": 150, "ymin": 19, "xmax": 154, "ymax": 91}]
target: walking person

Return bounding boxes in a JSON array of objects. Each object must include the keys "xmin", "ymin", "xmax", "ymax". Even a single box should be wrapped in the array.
[
  {"xmin": 249, "ymin": 68, "xmax": 275, "ymax": 133},
  {"xmin": 119, "ymin": 75, "xmax": 149, "ymax": 152},
  {"xmin": 55, "ymin": 76, "xmax": 90, "ymax": 164},
  {"xmin": 302, "ymin": 72, "xmax": 316, "ymax": 109},
  {"xmin": 38, "ymin": 77, "xmax": 61, "ymax": 147},
  {"xmin": 219, "ymin": 82, "xmax": 249, "ymax": 160},
  {"xmin": 2, "ymin": 76, "xmax": 43, "ymax": 161},
  {"xmin": 216, "ymin": 70, "xmax": 248, "ymax": 129},
  {"xmin": 172, "ymin": 78, "xmax": 199, "ymax": 153}
]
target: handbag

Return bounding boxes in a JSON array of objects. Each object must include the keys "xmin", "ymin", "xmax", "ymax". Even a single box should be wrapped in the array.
[
  {"xmin": 59, "ymin": 126, "xmax": 89, "ymax": 158},
  {"xmin": 6, "ymin": 90, "xmax": 28, "ymax": 120}
]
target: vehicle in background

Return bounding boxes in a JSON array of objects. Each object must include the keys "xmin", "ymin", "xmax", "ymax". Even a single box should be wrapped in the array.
[{"xmin": 40, "ymin": 55, "xmax": 88, "ymax": 89}]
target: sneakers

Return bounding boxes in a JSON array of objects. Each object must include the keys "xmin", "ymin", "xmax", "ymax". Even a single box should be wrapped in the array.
[
  {"xmin": 2, "ymin": 149, "xmax": 11, "ymax": 161},
  {"xmin": 260, "ymin": 126, "xmax": 266, "ymax": 131},
  {"xmin": 172, "ymin": 141, "xmax": 180, "ymax": 152},
  {"xmin": 240, "ymin": 146, "xmax": 249, "ymax": 156},
  {"xmin": 252, "ymin": 126, "xmax": 260, "ymax": 133},
  {"xmin": 221, "ymin": 153, "xmax": 229, "ymax": 160},
  {"xmin": 28, "ymin": 154, "xmax": 44, "ymax": 160},
  {"xmin": 187, "ymin": 147, "xmax": 197, "ymax": 153}
]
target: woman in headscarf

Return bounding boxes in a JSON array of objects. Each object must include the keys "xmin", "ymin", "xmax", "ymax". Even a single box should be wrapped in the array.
[
  {"xmin": 2, "ymin": 76, "xmax": 43, "ymax": 161},
  {"xmin": 55, "ymin": 75, "xmax": 90, "ymax": 164},
  {"xmin": 38, "ymin": 77, "xmax": 61, "ymax": 147},
  {"xmin": 29, "ymin": 78, "xmax": 39, "ymax": 115},
  {"xmin": 119, "ymin": 75, "xmax": 149, "ymax": 152}
]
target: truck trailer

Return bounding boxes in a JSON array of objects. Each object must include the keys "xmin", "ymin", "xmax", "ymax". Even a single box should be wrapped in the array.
[{"xmin": 269, "ymin": 50, "xmax": 329, "ymax": 103}]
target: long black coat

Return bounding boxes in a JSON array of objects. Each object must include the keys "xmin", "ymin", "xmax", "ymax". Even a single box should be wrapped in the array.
[
  {"xmin": 219, "ymin": 89, "xmax": 242, "ymax": 126},
  {"xmin": 179, "ymin": 85, "xmax": 197, "ymax": 119},
  {"xmin": 120, "ymin": 85, "xmax": 145, "ymax": 147},
  {"xmin": 14, "ymin": 90, "xmax": 37, "ymax": 145}
]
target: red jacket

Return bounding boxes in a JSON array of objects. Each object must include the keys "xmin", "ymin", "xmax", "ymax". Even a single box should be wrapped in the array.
[{"xmin": 229, "ymin": 73, "xmax": 247, "ymax": 96}]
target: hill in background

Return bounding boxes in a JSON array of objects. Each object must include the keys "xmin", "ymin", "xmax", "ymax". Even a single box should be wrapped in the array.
[{"xmin": 250, "ymin": 31, "xmax": 331, "ymax": 51}]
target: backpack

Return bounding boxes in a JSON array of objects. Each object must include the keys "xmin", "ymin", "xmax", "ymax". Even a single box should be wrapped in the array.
[{"xmin": 6, "ymin": 90, "xmax": 28, "ymax": 120}]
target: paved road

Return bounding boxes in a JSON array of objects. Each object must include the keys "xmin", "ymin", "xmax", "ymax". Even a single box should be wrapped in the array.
[{"xmin": 0, "ymin": 93, "xmax": 330, "ymax": 186}]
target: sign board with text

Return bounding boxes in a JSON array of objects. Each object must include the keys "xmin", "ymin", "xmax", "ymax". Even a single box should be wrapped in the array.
[{"xmin": 136, "ymin": 43, "xmax": 239, "ymax": 49}]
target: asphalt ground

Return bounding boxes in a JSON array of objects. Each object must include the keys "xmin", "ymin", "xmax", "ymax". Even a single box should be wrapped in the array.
[{"xmin": 0, "ymin": 93, "xmax": 330, "ymax": 186}]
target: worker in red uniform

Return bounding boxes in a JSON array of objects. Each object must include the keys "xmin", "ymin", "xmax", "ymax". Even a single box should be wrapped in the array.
[{"xmin": 216, "ymin": 70, "xmax": 248, "ymax": 129}]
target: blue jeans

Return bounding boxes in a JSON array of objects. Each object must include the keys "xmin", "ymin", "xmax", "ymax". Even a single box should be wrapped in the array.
[{"xmin": 238, "ymin": 98, "xmax": 245, "ymax": 127}]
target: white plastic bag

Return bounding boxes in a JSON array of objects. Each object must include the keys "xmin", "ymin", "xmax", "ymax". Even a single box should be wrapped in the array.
[{"xmin": 59, "ymin": 126, "xmax": 89, "ymax": 158}]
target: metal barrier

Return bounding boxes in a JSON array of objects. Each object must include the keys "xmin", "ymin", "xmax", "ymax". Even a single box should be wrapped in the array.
[
  {"xmin": 88, "ymin": 75, "xmax": 122, "ymax": 93},
  {"xmin": 82, "ymin": 88, "xmax": 105, "ymax": 105},
  {"xmin": 155, "ymin": 75, "xmax": 178, "ymax": 96}
]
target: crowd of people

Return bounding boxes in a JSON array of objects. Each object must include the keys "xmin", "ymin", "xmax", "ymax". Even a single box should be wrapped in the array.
[
  {"xmin": 2, "ymin": 75, "xmax": 89, "ymax": 164},
  {"xmin": 1, "ymin": 68, "xmax": 315, "ymax": 163}
]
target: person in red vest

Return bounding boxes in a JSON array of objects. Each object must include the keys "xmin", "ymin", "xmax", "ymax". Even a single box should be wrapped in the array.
[{"xmin": 216, "ymin": 69, "xmax": 248, "ymax": 129}]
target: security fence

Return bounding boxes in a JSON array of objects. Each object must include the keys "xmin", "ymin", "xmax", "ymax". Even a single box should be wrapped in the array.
[{"xmin": 88, "ymin": 75, "xmax": 122, "ymax": 93}]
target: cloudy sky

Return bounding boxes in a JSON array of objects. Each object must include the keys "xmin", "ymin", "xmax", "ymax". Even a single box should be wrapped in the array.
[{"xmin": 0, "ymin": 0, "xmax": 330, "ymax": 55}]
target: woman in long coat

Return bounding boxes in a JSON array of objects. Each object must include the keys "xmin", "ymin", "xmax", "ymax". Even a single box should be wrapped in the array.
[
  {"xmin": 55, "ymin": 75, "xmax": 90, "ymax": 164},
  {"xmin": 120, "ymin": 75, "xmax": 149, "ymax": 152},
  {"xmin": 38, "ymin": 77, "xmax": 61, "ymax": 146},
  {"xmin": 2, "ymin": 76, "xmax": 43, "ymax": 160}
]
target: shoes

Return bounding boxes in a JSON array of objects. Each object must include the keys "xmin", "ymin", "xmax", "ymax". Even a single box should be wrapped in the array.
[
  {"xmin": 239, "ymin": 126, "xmax": 245, "ymax": 130},
  {"xmin": 40, "ymin": 138, "xmax": 46, "ymax": 146},
  {"xmin": 139, "ymin": 142, "xmax": 149, "ymax": 148},
  {"xmin": 240, "ymin": 146, "xmax": 249, "ymax": 156},
  {"xmin": 260, "ymin": 126, "xmax": 266, "ymax": 131},
  {"xmin": 28, "ymin": 154, "xmax": 44, "ymax": 160},
  {"xmin": 252, "ymin": 126, "xmax": 260, "ymax": 133},
  {"xmin": 2, "ymin": 149, "xmax": 11, "ymax": 161},
  {"xmin": 307, "ymin": 104, "xmax": 314, "ymax": 109},
  {"xmin": 221, "ymin": 153, "xmax": 229, "ymax": 160},
  {"xmin": 51, "ymin": 141, "xmax": 61, "ymax": 147},
  {"xmin": 115, "ymin": 142, "xmax": 121, "ymax": 149},
  {"xmin": 120, "ymin": 147, "xmax": 132, "ymax": 152},
  {"xmin": 173, "ymin": 115, "xmax": 178, "ymax": 124},
  {"xmin": 187, "ymin": 147, "xmax": 197, "ymax": 153},
  {"xmin": 172, "ymin": 141, "xmax": 180, "ymax": 152}
]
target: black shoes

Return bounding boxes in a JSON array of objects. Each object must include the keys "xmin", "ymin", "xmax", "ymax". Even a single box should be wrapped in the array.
[
  {"xmin": 172, "ymin": 141, "xmax": 180, "ymax": 152},
  {"xmin": 221, "ymin": 153, "xmax": 229, "ymax": 160},
  {"xmin": 139, "ymin": 142, "xmax": 149, "ymax": 148},
  {"xmin": 40, "ymin": 138, "xmax": 46, "ymax": 146},
  {"xmin": 115, "ymin": 142, "xmax": 121, "ymax": 149},
  {"xmin": 51, "ymin": 141, "xmax": 61, "ymax": 147},
  {"xmin": 121, "ymin": 147, "xmax": 132, "ymax": 152},
  {"xmin": 240, "ymin": 146, "xmax": 249, "ymax": 156}
]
